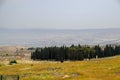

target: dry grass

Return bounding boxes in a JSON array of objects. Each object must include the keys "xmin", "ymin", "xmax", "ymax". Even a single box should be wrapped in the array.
[{"xmin": 0, "ymin": 56, "xmax": 120, "ymax": 80}]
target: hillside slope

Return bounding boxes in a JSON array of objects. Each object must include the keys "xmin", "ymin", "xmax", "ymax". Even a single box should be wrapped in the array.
[{"xmin": 0, "ymin": 55, "xmax": 120, "ymax": 80}]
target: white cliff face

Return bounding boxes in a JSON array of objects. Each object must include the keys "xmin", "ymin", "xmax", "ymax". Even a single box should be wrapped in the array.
[{"xmin": 0, "ymin": 28, "xmax": 120, "ymax": 47}]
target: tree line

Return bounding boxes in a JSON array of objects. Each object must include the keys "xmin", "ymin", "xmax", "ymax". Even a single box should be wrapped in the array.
[{"xmin": 31, "ymin": 44, "xmax": 120, "ymax": 61}]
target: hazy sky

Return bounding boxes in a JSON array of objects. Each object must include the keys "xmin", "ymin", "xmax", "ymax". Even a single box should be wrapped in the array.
[{"xmin": 0, "ymin": 0, "xmax": 120, "ymax": 29}]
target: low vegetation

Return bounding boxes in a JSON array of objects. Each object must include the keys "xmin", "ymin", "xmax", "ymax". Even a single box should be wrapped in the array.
[
  {"xmin": 0, "ymin": 55, "xmax": 120, "ymax": 80},
  {"xmin": 9, "ymin": 60, "xmax": 17, "ymax": 65}
]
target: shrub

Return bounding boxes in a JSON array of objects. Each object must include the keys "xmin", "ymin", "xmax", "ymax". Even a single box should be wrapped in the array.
[{"xmin": 9, "ymin": 60, "xmax": 17, "ymax": 65}]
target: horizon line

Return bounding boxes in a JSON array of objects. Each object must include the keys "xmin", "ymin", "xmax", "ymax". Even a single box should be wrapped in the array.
[{"xmin": 0, "ymin": 27, "xmax": 120, "ymax": 30}]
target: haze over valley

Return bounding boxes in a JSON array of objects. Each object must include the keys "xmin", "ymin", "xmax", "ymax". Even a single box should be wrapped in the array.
[{"xmin": 0, "ymin": 28, "xmax": 120, "ymax": 47}]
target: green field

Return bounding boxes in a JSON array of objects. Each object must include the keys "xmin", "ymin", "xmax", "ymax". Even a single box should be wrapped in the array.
[{"xmin": 0, "ymin": 56, "xmax": 120, "ymax": 80}]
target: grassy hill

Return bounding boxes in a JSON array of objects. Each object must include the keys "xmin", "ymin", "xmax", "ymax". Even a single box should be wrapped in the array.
[{"xmin": 0, "ymin": 55, "xmax": 120, "ymax": 80}]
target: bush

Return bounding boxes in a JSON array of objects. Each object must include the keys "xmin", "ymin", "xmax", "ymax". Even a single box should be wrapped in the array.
[
  {"xmin": 28, "ymin": 47, "xmax": 35, "ymax": 50},
  {"xmin": 9, "ymin": 60, "xmax": 17, "ymax": 65}
]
